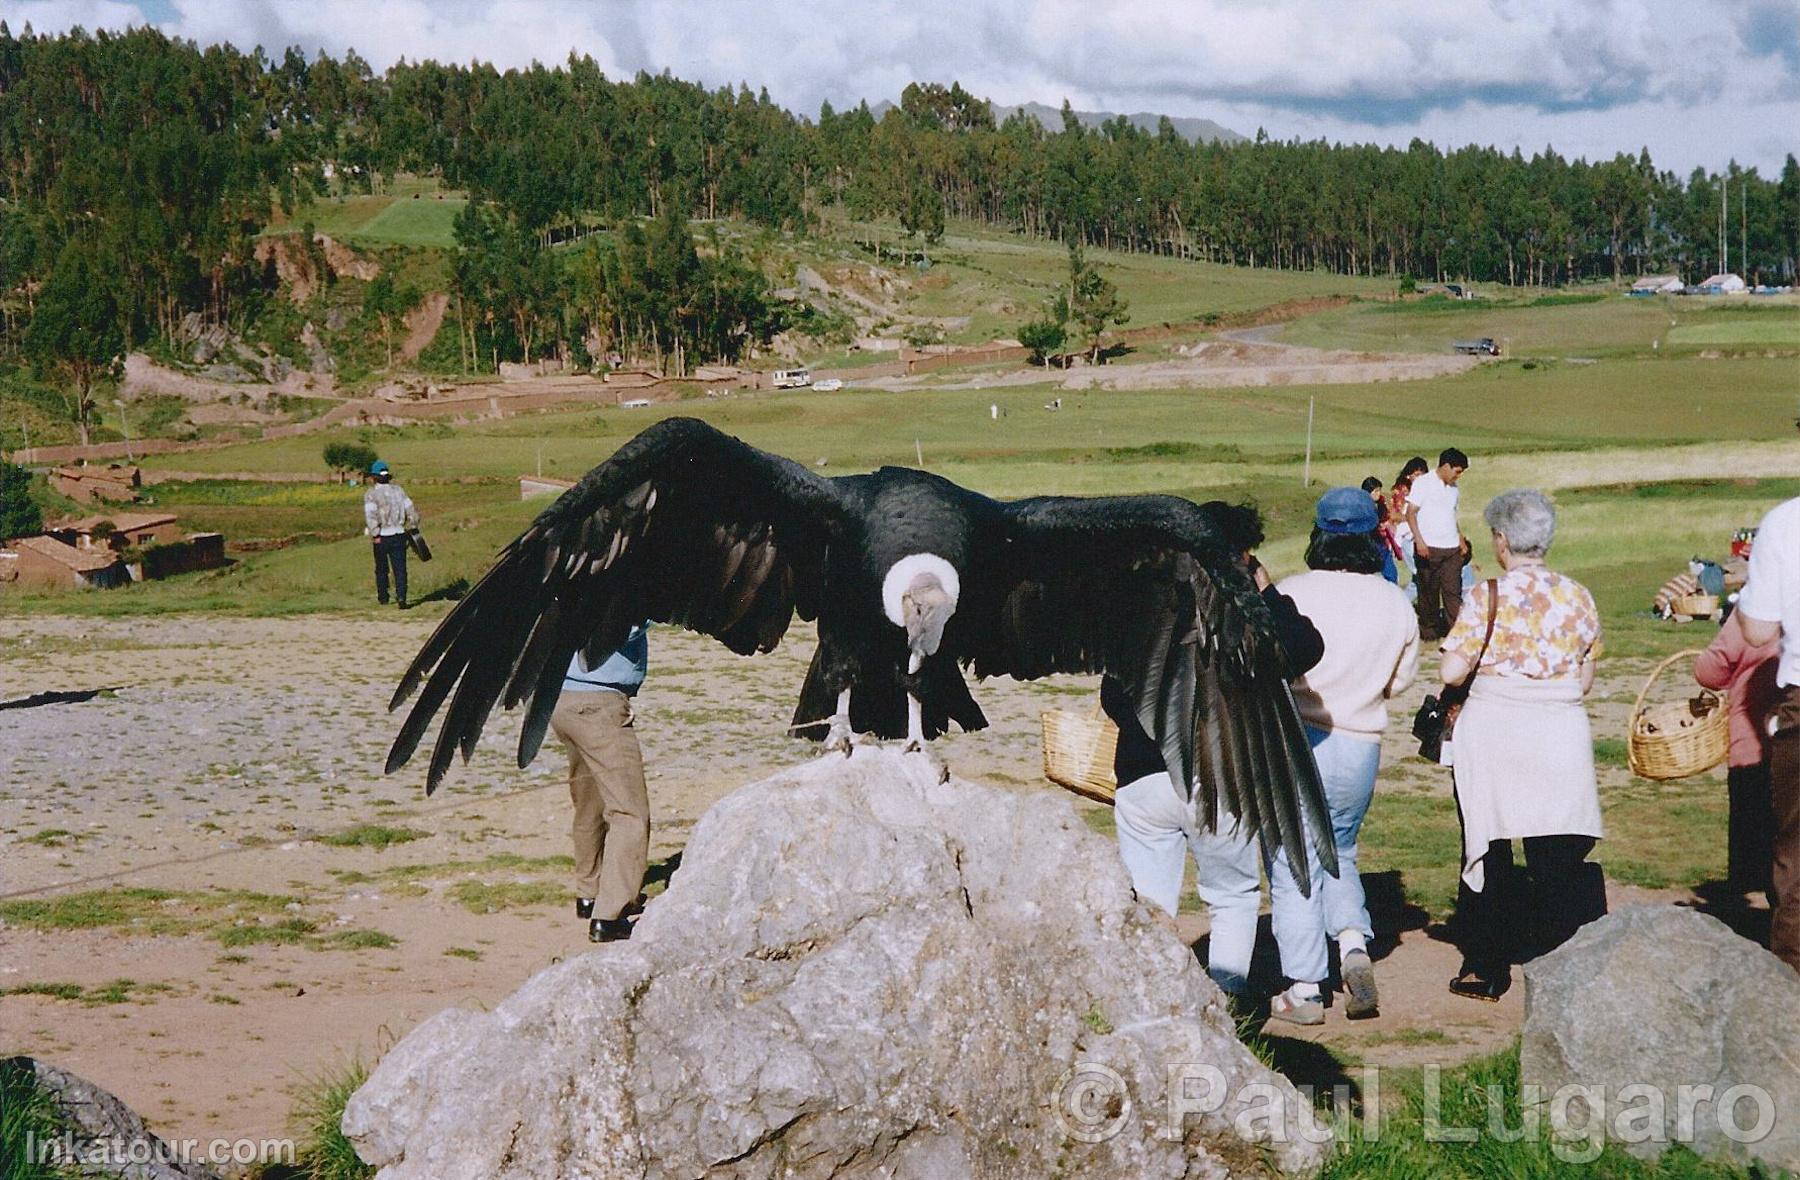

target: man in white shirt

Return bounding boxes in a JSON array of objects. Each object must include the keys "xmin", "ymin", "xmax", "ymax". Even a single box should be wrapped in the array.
[
  {"xmin": 1736, "ymin": 494, "xmax": 1800, "ymax": 975},
  {"xmin": 363, "ymin": 458, "xmax": 419, "ymax": 608},
  {"xmin": 1404, "ymin": 447, "xmax": 1469, "ymax": 641}
]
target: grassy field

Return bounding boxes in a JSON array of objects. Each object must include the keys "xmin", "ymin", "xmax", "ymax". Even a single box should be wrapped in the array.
[
  {"xmin": 270, "ymin": 175, "xmax": 466, "ymax": 249},
  {"xmin": 1280, "ymin": 292, "xmax": 1800, "ymax": 360}
]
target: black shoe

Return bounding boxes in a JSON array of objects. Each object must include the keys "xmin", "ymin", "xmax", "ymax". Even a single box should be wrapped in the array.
[
  {"xmin": 377, "ymin": 597, "xmax": 389, "ymax": 606},
  {"xmin": 589, "ymin": 917, "xmax": 632, "ymax": 943},
  {"xmin": 575, "ymin": 898, "xmax": 595, "ymax": 919},
  {"xmin": 1448, "ymin": 968, "xmax": 1510, "ymax": 1002},
  {"xmin": 397, "ymin": 599, "xmax": 410, "ymax": 610}
]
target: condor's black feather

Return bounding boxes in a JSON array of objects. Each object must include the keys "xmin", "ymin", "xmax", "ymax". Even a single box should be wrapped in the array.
[{"xmin": 385, "ymin": 417, "xmax": 1334, "ymax": 890}]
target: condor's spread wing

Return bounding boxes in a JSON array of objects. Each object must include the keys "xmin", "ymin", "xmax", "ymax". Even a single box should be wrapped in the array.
[
  {"xmin": 387, "ymin": 417, "xmax": 850, "ymax": 794},
  {"xmin": 959, "ymin": 495, "xmax": 1335, "ymax": 891}
]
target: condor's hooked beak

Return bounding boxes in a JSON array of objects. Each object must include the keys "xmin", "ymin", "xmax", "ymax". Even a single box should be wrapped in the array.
[{"xmin": 902, "ymin": 574, "xmax": 953, "ymax": 674}]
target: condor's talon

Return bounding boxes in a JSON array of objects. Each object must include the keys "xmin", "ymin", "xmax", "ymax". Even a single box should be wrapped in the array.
[{"xmin": 823, "ymin": 724, "xmax": 854, "ymax": 756}]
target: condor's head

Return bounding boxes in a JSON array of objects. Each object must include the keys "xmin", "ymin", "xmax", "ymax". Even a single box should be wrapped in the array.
[{"xmin": 881, "ymin": 553, "xmax": 962, "ymax": 674}]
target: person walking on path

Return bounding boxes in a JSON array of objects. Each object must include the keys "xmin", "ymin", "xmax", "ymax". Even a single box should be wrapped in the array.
[
  {"xmin": 1269, "ymin": 487, "xmax": 1419, "ymax": 1020},
  {"xmin": 1105, "ymin": 504, "xmax": 1325, "ymax": 1016},
  {"xmin": 1734, "ymin": 495, "xmax": 1800, "ymax": 976},
  {"xmin": 1695, "ymin": 606, "xmax": 1781, "ymax": 897},
  {"xmin": 553, "ymin": 625, "xmax": 652, "ymax": 943},
  {"xmin": 363, "ymin": 459, "xmax": 419, "ymax": 608},
  {"xmin": 1441, "ymin": 489, "xmax": 1606, "ymax": 1002},
  {"xmin": 1405, "ymin": 448, "xmax": 1470, "ymax": 641}
]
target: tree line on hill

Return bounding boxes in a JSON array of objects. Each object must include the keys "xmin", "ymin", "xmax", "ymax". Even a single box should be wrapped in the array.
[{"xmin": 1, "ymin": 23, "xmax": 1797, "ymax": 412}]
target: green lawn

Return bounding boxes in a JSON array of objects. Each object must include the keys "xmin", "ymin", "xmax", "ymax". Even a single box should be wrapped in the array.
[
  {"xmin": 1279, "ymin": 293, "xmax": 1800, "ymax": 360},
  {"xmin": 804, "ymin": 213, "xmax": 1397, "ymax": 345}
]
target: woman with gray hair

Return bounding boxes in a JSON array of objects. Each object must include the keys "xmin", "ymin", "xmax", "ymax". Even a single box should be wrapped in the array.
[{"xmin": 1440, "ymin": 488, "xmax": 1607, "ymax": 1002}]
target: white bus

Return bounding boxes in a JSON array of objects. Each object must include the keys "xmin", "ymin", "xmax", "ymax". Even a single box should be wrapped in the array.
[{"xmin": 771, "ymin": 368, "xmax": 812, "ymax": 389}]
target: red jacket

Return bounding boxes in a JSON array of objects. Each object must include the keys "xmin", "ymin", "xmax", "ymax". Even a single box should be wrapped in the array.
[{"xmin": 1694, "ymin": 613, "xmax": 1782, "ymax": 768}]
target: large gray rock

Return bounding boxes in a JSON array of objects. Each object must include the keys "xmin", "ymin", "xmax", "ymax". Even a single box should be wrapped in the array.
[
  {"xmin": 344, "ymin": 746, "xmax": 1330, "ymax": 1178},
  {"xmin": 1521, "ymin": 904, "xmax": 1800, "ymax": 1170},
  {"xmin": 1, "ymin": 1056, "xmax": 222, "ymax": 1180}
]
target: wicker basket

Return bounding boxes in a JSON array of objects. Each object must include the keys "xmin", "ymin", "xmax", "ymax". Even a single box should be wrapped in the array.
[
  {"xmin": 1042, "ymin": 699, "xmax": 1120, "ymax": 805},
  {"xmin": 1670, "ymin": 592, "xmax": 1719, "ymax": 620},
  {"xmin": 1627, "ymin": 649, "xmax": 1728, "ymax": 780}
]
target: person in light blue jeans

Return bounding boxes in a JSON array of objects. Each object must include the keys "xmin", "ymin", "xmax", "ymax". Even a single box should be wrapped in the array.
[
  {"xmin": 1271, "ymin": 488, "xmax": 1420, "ymax": 1021},
  {"xmin": 1113, "ymin": 771, "xmax": 1329, "ymax": 1000},
  {"xmin": 1103, "ymin": 502, "xmax": 1327, "ymax": 1008}
]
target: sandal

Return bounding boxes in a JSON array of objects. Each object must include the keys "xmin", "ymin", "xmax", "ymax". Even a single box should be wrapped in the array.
[{"xmin": 1448, "ymin": 968, "xmax": 1509, "ymax": 1003}]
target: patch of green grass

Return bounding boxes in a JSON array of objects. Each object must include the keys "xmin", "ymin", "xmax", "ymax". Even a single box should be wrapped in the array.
[
  {"xmin": 215, "ymin": 917, "xmax": 318, "ymax": 947},
  {"xmin": 0, "ymin": 1057, "xmax": 72, "ymax": 1180},
  {"xmin": 1, "ymin": 982, "xmax": 84, "ymax": 1001},
  {"xmin": 1593, "ymin": 738, "xmax": 1631, "ymax": 768},
  {"xmin": 318, "ymin": 929, "xmax": 398, "ymax": 950},
  {"xmin": 291, "ymin": 1058, "xmax": 375, "ymax": 1180},
  {"xmin": 442, "ymin": 946, "xmax": 482, "ymax": 961},
  {"xmin": 1358, "ymin": 790, "xmax": 1466, "ymax": 920},
  {"xmin": 1081, "ymin": 1001, "xmax": 1114, "ymax": 1036},
  {"xmin": 318, "ymin": 824, "xmax": 430, "ymax": 851},
  {"xmin": 18, "ymin": 829, "xmax": 75, "ymax": 847},
  {"xmin": 0, "ymin": 888, "xmax": 183, "ymax": 932},
  {"xmin": 1667, "ymin": 318, "xmax": 1800, "ymax": 348},
  {"xmin": 1356, "ymin": 1027, "xmax": 1455, "ymax": 1048},
  {"xmin": 446, "ymin": 880, "xmax": 564, "ymax": 913},
  {"xmin": 0, "ymin": 979, "xmax": 159, "ymax": 1006},
  {"xmin": 1323, "ymin": 1044, "xmax": 1759, "ymax": 1178}
]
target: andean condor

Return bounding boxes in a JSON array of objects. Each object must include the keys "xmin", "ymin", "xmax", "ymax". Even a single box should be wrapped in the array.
[{"xmin": 385, "ymin": 417, "xmax": 1336, "ymax": 889}]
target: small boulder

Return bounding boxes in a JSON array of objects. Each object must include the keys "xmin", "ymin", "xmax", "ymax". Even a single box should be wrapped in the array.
[
  {"xmin": 1521, "ymin": 904, "xmax": 1800, "ymax": 1170},
  {"xmin": 345, "ymin": 747, "xmax": 1330, "ymax": 1178}
]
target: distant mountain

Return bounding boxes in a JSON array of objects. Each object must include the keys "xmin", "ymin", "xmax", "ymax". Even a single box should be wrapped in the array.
[
  {"xmin": 865, "ymin": 98, "xmax": 1245, "ymax": 144},
  {"xmin": 994, "ymin": 101, "xmax": 1246, "ymax": 145}
]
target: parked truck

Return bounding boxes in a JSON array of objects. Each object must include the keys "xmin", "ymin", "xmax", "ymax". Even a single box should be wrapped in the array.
[{"xmin": 1452, "ymin": 337, "xmax": 1501, "ymax": 356}]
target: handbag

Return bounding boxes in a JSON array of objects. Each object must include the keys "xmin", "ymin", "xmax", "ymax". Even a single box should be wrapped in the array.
[{"xmin": 1413, "ymin": 578, "xmax": 1498, "ymax": 762}]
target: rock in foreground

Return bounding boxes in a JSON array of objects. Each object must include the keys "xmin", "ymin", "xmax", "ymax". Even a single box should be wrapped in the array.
[
  {"xmin": 344, "ymin": 746, "xmax": 1329, "ymax": 1178},
  {"xmin": 1521, "ymin": 904, "xmax": 1800, "ymax": 1170}
]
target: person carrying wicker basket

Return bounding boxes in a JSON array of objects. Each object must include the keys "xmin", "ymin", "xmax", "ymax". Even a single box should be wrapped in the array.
[
  {"xmin": 1733, "ymin": 494, "xmax": 1800, "ymax": 977},
  {"xmin": 1440, "ymin": 489, "xmax": 1608, "ymax": 1002},
  {"xmin": 1695, "ymin": 609, "xmax": 1781, "ymax": 898}
]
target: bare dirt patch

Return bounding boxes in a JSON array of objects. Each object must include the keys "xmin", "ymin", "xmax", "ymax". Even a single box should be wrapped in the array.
[{"xmin": 0, "ymin": 613, "xmax": 1710, "ymax": 1147}]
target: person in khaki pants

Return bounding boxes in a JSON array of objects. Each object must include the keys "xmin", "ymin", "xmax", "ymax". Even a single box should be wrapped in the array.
[{"xmin": 551, "ymin": 625, "xmax": 650, "ymax": 943}]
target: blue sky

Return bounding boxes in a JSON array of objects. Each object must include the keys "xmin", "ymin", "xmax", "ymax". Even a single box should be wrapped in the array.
[{"xmin": 11, "ymin": 0, "xmax": 1799, "ymax": 175}]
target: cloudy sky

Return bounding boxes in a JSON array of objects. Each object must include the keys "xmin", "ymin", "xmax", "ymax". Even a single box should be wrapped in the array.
[{"xmin": 11, "ymin": 0, "xmax": 1799, "ymax": 175}]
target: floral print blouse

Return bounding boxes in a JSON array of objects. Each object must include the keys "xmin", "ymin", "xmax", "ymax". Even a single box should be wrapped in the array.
[{"xmin": 1441, "ymin": 566, "xmax": 1602, "ymax": 679}]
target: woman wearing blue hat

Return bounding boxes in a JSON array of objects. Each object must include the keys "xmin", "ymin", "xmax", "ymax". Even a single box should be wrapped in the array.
[{"xmin": 1266, "ymin": 486, "xmax": 1419, "ymax": 1023}]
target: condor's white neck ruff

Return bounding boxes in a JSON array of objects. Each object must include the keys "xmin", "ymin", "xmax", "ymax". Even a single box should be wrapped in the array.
[{"xmin": 881, "ymin": 553, "xmax": 960, "ymax": 627}]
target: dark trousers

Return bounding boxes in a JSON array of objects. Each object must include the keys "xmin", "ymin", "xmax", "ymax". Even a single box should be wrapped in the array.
[
  {"xmin": 1727, "ymin": 764, "xmax": 1774, "ymax": 895},
  {"xmin": 1453, "ymin": 835, "xmax": 1606, "ymax": 974},
  {"xmin": 1415, "ymin": 549, "xmax": 1465, "ymax": 641},
  {"xmin": 1770, "ymin": 690, "xmax": 1800, "ymax": 976},
  {"xmin": 373, "ymin": 533, "xmax": 409, "ymax": 604}
]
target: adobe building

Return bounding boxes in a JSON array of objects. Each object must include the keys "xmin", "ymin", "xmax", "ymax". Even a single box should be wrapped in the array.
[
  {"xmin": 49, "ymin": 511, "xmax": 183, "ymax": 553},
  {"xmin": 6, "ymin": 534, "xmax": 130, "ymax": 589},
  {"xmin": 49, "ymin": 464, "xmax": 143, "ymax": 504}
]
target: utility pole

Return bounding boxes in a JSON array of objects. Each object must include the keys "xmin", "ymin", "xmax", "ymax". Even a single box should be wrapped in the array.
[
  {"xmin": 1720, "ymin": 175, "xmax": 1728, "ymax": 276},
  {"xmin": 1303, "ymin": 397, "xmax": 1315, "ymax": 487}
]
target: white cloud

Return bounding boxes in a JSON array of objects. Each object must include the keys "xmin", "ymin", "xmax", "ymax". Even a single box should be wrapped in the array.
[{"xmin": 8, "ymin": 0, "xmax": 1796, "ymax": 174}]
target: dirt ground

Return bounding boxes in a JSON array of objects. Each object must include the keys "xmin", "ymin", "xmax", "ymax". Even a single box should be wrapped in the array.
[
  {"xmin": 0, "ymin": 612, "xmax": 1696, "ymax": 1151},
  {"xmin": 864, "ymin": 331, "xmax": 1479, "ymax": 394}
]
